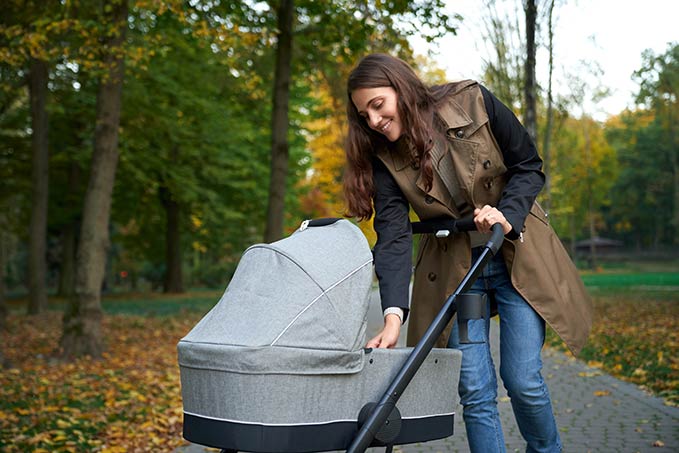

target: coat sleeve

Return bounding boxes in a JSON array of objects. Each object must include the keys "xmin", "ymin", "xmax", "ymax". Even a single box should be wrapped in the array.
[
  {"xmin": 372, "ymin": 158, "xmax": 412, "ymax": 321},
  {"xmin": 480, "ymin": 85, "xmax": 545, "ymax": 239}
]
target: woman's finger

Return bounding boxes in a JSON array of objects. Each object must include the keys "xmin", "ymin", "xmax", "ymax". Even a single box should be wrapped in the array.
[{"xmin": 366, "ymin": 334, "xmax": 381, "ymax": 348}]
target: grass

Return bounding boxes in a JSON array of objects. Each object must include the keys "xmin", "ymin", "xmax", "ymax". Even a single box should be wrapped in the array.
[{"xmin": 581, "ymin": 272, "xmax": 679, "ymax": 289}]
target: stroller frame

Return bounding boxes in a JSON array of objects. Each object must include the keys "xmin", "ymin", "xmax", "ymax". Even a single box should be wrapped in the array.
[
  {"xmin": 186, "ymin": 218, "xmax": 504, "ymax": 453},
  {"xmin": 346, "ymin": 220, "xmax": 504, "ymax": 452}
]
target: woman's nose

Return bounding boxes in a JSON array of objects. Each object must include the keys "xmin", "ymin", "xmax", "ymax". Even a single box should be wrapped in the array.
[{"xmin": 367, "ymin": 111, "xmax": 380, "ymax": 129}]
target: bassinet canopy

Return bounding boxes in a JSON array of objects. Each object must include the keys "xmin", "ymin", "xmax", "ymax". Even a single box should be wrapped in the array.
[{"xmin": 178, "ymin": 219, "xmax": 374, "ymax": 375}]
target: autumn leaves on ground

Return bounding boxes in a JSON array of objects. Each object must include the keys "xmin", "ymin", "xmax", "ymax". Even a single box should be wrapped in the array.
[
  {"xmin": 0, "ymin": 294, "xmax": 217, "ymax": 452},
  {"xmin": 1, "ymin": 272, "xmax": 678, "ymax": 452}
]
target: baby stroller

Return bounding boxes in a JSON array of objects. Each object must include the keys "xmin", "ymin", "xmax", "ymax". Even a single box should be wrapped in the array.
[{"xmin": 177, "ymin": 217, "xmax": 504, "ymax": 453}]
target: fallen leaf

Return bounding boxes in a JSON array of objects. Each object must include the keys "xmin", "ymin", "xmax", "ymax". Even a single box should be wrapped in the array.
[{"xmin": 578, "ymin": 371, "xmax": 602, "ymax": 377}]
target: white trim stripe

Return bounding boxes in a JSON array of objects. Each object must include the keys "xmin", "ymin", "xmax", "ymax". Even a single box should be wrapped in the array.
[
  {"xmin": 183, "ymin": 410, "xmax": 455, "ymax": 426},
  {"xmin": 269, "ymin": 259, "xmax": 373, "ymax": 346}
]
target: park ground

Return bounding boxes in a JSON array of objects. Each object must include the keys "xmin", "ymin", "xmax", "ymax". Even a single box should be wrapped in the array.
[{"xmin": 0, "ymin": 259, "xmax": 677, "ymax": 452}]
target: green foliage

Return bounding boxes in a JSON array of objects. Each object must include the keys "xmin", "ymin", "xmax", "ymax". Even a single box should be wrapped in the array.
[
  {"xmin": 605, "ymin": 111, "xmax": 674, "ymax": 246},
  {"xmin": 4, "ymin": 0, "xmax": 673, "ymax": 299},
  {"xmin": 601, "ymin": 43, "xmax": 678, "ymax": 247},
  {"xmin": 544, "ymin": 114, "xmax": 617, "ymax": 242}
]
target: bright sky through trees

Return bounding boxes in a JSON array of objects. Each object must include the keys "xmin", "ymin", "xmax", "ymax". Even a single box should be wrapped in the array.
[{"xmin": 409, "ymin": 0, "xmax": 679, "ymax": 120}]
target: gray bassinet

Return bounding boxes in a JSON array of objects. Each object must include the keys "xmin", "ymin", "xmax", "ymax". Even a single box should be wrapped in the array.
[{"xmin": 177, "ymin": 219, "xmax": 462, "ymax": 452}]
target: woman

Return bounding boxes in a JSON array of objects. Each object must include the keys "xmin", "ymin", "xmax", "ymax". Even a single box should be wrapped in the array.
[{"xmin": 343, "ymin": 53, "xmax": 592, "ymax": 453}]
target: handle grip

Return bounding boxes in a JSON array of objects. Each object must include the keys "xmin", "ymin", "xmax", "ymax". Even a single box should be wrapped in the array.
[{"xmin": 410, "ymin": 216, "xmax": 476, "ymax": 235}]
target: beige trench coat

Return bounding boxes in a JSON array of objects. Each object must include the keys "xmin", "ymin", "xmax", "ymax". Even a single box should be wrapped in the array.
[{"xmin": 376, "ymin": 80, "xmax": 592, "ymax": 356}]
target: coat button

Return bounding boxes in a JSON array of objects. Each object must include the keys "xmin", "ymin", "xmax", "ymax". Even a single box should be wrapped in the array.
[
  {"xmin": 484, "ymin": 179, "xmax": 493, "ymax": 190},
  {"xmin": 424, "ymin": 195, "xmax": 434, "ymax": 204},
  {"xmin": 483, "ymin": 159, "xmax": 491, "ymax": 169},
  {"xmin": 411, "ymin": 160, "xmax": 420, "ymax": 170},
  {"xmin": 428, "ymin": 272, "xmax": 437, "ymax": 281},
  {"xmin": 455, "ymin": 129, "xmax": 465, "ymax": 139}
]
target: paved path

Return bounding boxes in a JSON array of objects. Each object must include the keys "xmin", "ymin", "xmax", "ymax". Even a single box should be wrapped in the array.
[{"xmin": 176, "ymin": 290, "xmax": 679, "ymax": 453}]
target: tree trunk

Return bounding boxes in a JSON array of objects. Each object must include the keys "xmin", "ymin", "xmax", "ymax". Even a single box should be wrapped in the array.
[
  {"xmin": 57, "ymin": 161, "xmax": 81, "ymax": 298},
  {"xmin": 1, "ymin": 225, "xmax": 9, "ymax": 368},
  {"xmin": 27, "ymin": 58, "xmax": 49, "ymax": 315},
  {"xmin": 161, "ymin": 186, "xmax": 184, "ymax": 293},
  {"xmin": 589, "ymin": 205, "xmax": 597, "ymax": 270},
  {"xmin": 569, "ymin": 214, "xmax": 576, "ymax": 258},
  {"xmin": 669, "ymin": 105, "xmax": 679, "ymax": 245},
  {"xmin": 57, "ymin": 222, "xmax": 77, "ymax": 297},
  {"xmin": 523, "ymin": 0, "xmax": 537, "ymax": 143},
  {"xmin": 263, "ymin": 0, "xmax": 294, "ymax": 243},
  {"xmin": 542, "ymin": 0, "xmax": 555, "ymax": 214},
  {"xmin": 673, "ymin": 144, "xmax": 679, "ymax": 246},
  {"xmin": 0, "ymin": 229, "xmax": 7, "ymax": 332},
  {"xmin": 583, "ymin": 122, "xmax": 597, "ymax": 270},
  {"xmin": 60, "ymin": 0, "xmax": 128, "ymax": 359}
]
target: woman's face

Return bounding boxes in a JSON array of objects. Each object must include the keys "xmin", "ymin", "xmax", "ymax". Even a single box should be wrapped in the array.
[{"xmin": 351, "ymin": 86, "xmax": 403, "ymax": 142}]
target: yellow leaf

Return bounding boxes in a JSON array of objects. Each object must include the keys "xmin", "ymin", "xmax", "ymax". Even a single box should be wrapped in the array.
[
  {"xmin": 578, "ymin": 371, "xmax": 602, "ymax": 377},
  {"xmin": 56, "ymin": 419, "xmax": 71, "ymax": 428},
  {"xmin": 594, "ymin": 390, "xmax": 611, "ymax": 397},
  {"xmin": 633, "ymin": 368, "xmax": 647, "ymax": 377}
]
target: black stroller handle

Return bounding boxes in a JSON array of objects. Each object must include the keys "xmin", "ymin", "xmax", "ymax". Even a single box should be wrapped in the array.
[
  {"xmin": 411, "ymin": 216, "xmax": 504, "ymax": 256},
  {"xmin": 410, "ymin": 216, "xmax": 477, "ymax": 235},
  {"xmin": 347, "ymin": 223, "xmax": 505, "ymax": 453}
]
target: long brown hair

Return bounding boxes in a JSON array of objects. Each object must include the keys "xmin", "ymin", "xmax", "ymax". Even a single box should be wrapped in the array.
[{"xmin": 344, "ymin": 53, "xmax": 453, "ymax": 220}]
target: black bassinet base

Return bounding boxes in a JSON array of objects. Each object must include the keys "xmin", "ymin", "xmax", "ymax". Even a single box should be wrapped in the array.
[{"xmin": 183, "ymin": 412, "xmax": 455, "ymax": 452}]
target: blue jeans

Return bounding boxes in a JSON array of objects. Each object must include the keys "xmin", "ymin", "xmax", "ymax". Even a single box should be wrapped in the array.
[{"xmin": 447, "ymin": 248, "xmax": 561, "ymax": 453}]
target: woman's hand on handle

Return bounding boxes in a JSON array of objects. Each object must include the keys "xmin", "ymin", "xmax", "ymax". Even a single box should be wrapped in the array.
[
  {"xmin": 366, "ymin": 314, "xmax": 401, "ymax": 348},
  {"xmin": 474, "ymin": 205, "xmax": 512, "ymax": 235}
]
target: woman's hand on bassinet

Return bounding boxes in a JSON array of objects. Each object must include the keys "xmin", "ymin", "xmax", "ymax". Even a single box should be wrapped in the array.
[{"xmin": 366, "ymin": 314, "xmax": 401, "ymax": 349}]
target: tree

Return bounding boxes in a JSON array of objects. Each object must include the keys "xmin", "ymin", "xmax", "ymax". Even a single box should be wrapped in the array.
[
  {"xmin": 262, "ymin": 0, "xmax": 458, "ymax": 241},
  {"xmin": 114, "ymin": 2, "xmax": 280, "ymax": 289},
  {"xmin": 61, "ymin": 0, "xmax": 129, "ymax": 359},
  {"xmin": 1, "ymin": 1, "xmax": 66, "ymax": 314},
  {"xmin": 0, "ymin": 217, "xmax": 7, "ymax": 336},
  {"xmin": 480, "ymin": 0, "xmax": 524, "ymax": 111},
  {"xmin": 27, "ymin": 57, "xmax": 49, "ymax": 314},
  {"xmin": 634, "ymin": 43, "xmax": 679, "ymax": 245},
  {"xmin": 541, "ymin": 0, "xmax": 556, "ymax": 213},
  {"xmin": 523, "ymin": 0, "xmax": 537, "ymax": 142},
  {"xmin": 548, "ymin": 114, "xmax": 616, "ymax": 258},
  {"xmin": 606, "ymin": 110, "xmax": 674, "ymax": 249},
  {"xmin": 264, "ymin": 0, "xmax": 295, "ymax": 243}
]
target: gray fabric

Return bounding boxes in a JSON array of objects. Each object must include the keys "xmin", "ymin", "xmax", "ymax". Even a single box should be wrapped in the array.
[
  {"xmin": 178, "ymin": 343, "xmax": 364, "ymax": 375},
  {"xmin": 180, "ymin": 347, "xmax": 462, "ymax": 425},
  {"xmin": 178, "ymin": 219, "xmax": 374, "ymax": 374}
]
